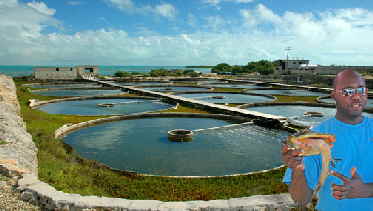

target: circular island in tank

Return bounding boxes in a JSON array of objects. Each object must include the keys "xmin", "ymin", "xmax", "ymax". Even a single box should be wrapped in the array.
[{"xmin": 168, "ymin": 129, "xmax": 194, "ymax": 142}]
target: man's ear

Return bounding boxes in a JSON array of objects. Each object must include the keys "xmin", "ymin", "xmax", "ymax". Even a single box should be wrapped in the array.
[{"xmin": 331, "ymin": 90, "xmax": 336, "ymax": 100}]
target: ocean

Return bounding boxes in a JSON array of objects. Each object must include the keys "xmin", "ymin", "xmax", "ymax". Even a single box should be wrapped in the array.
[{"xmin": 0, "ymin": 66, "xmax": 211, "ymax": 77}]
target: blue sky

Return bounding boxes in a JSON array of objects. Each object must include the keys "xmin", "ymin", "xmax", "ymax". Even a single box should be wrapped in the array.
[{"xmin": 2, "ymin": 0, "xmax": 373, "ymax": 65}]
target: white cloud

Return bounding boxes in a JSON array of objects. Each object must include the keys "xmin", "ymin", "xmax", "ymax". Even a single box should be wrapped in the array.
[
  {"xmin": 154, "ymin": 3, "xmax": 176, "ymax": 19},
  {"xmin": 241, "ymin": 4, "xmax": 281, "ymax": 26},
  {"xmin": 27, "ymin": 1, "xmax": 56, "ymax": 16},
  {"xmin": 0, "ymin": 0, "xmax": 59, "ymax": 37},
  {"xmin": 204, "ymin": 0, "xmax": 254, "ymax": 6},
  {"xmin": 2, "ymin": 1, "xmax": 373, "ymax": 66},
  {"xmin": 105, "ymin": 0, "xmax": 176, "ymax": 19},
  {"xmin": 204, "ymin": 0, "xmax": 220, "ymax": 5},
  {"xmin": 240, "ymin": 4, "xmax": 373, "ymax": 64},
  {"xmin": 67, "ymin": 1, "xmax": 84, "ymax": 6},
  {"xmin": 205, "ymin": 16, "xmax": 228, "ymax": 31},
  {"xmin": 240, "ymin": 9, "xmax": 257, "ymax": 25},
  {"xmin": 106, "ymin": 0, "xmax": 133, "ymax": 10},
  {"xmin": 0, "ymin": 0, "xmax": 60, "ymax": 63},
  {"xmin": 187, "ymin": 13, "xmax": 197, "ymax": 27},
  {"xmin": 0, "ymin": 0, "xmax": 18, "ymax": 7},
  {"xmin": 256, "ymin": 4, "xmax": 281, "ymax": 24}
]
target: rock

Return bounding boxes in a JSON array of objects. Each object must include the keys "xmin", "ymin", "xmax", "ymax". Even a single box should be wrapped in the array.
[
  {"xmin": 0, "ymin": 75, "xmax": 38, "ymax": 176},
  {"xmin": 0, "ymin": 181, "xmax": 7, "ymax": 187},
  {"xmin": 28, "ymin": 99, "xmax": 38, "ymax": 107},
  {"xmin": 20, "ymin": 190, "xmax": 37, "ymax": 203}
]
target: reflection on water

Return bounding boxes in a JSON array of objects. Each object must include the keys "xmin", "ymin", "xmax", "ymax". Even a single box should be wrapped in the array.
[
  {"xmin": 246, "ymin": 89, "xmax": 328, "ymax": 96},
  {"xmin": 142, "ymin": 86, "xmax": 209, "ymax": 92},
  {"xmin": 64, "ymin": 118, "xmax": 289, "ymax": 176},
  {"xmin": 34, "ymin": 89, "xmax": 123, "ymax": 96},
  {"xmin": 247, "ymin": 105, "xmax": 373, "ymax": 127},
  {"xmin": 209, "ymin": 83, "xmax": 263, "ymax": 89},
  {"xmin": 320, "ymin": 98, "xmax": 334, "ymax": 104},
  {"xmin": 38, "ymin": 99, "xmax": 172, "ymax": 115},
  {"xmin": 195, "ymin": 80, "xmax": 223, "ymax": 85},
  {"xmin": 116, "ymin": 82, "xmax": 171, "ymax": 86},
  {"xmin": 320, "ymin": 97, "xmax": 373, "ymax": 108},
  {"xmin": 28, "ymin": 83, "xmax": 102, "ymax": 89},
  {"xmin": 178, "ymin": 93, "xmax": 272, "ymax": 103}
]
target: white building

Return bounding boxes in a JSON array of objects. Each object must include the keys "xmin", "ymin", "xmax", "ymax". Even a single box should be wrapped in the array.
[
  {"xmin": 275, "ymin": 59, "xmax": 373, "ymax": 75},
  {"xmin": 274, "ymin": 59, "xmax": 310, "ymax": 73}
]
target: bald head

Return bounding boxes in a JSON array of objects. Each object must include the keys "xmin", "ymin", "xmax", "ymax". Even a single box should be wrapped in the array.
[
  {"xmin": 333, "ymin": 70, "xmax": 365, "ymax": 89},
  {"xmin": 331, "ymin": 69, "xmax": 368, "ymax": 124}
]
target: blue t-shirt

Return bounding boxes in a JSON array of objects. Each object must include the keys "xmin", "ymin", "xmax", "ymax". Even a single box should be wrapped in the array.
[{"xmin": 283, "ymin": 116, "xmax": 373, "ymax": 211}]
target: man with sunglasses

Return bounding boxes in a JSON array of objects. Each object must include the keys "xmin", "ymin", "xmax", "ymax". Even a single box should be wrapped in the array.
[{"xmin": 282, "ymin": 70, "xmax": 373, "ymax": 211}]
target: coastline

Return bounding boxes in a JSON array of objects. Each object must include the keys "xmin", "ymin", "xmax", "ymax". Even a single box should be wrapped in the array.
[{"xmin": 0, "ymin": 65, "xmax": 212, "ymax": 77}]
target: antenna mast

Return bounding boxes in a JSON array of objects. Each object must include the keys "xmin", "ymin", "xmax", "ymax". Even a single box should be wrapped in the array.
[{"xmin": 285, "ymin": 46, "xmax": 292, "ymax": 72}]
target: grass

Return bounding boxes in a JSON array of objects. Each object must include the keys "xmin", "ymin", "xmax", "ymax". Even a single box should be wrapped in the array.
[
  {"xmin": 172, "ymin": 82, "xmax": 199, "ymax": 86},
  {"xmin": 157, "ymin": 104, "xmax": 210, "ymax": 114},
  {"xmin": 225, "ymin": 103, "xmax": 243, "ymax": 107},
  {"xmin": 274, "ymin": 95, "xmax": 319, "ymax": 103},
  {"xmin": 308, "ymin": 83, "xmax": 332, "ymax": 88},
  {"xmin": 211, "ymin": 87, "xmax": 245, "ymax": 92},
  {"xmin": 0, "ymin": 174, "xmax": 9, "ymax": 181},
  {"xmin": 0, "ymin": 140, "xmax": 7, "ymax": 145},
  {"xmin": 15, "ymin": 78, "xmax": 290, "ymax": 201}
]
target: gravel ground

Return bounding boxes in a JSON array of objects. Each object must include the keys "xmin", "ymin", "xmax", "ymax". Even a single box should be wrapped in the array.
[{"xmin": 0, "ymin": 175, "xmax": 40, "ymax": 211}]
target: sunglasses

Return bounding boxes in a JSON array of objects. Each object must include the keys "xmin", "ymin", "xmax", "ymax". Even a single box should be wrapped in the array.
[{"xmin": 337, "ymin": 87, "xmax": 367, "ymax": 96}]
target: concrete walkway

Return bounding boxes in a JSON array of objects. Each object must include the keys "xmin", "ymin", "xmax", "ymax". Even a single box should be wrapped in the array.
[
  {"xmin": 222, "ymin": 79, "xmax": 333, "ymax": 93},
  {"xmin": 92, "ymin": 80, "xmax": 288, "ymax": 124}
]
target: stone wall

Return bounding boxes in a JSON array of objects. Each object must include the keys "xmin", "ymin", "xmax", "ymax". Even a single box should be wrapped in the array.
[
  {"xmin": 34, "ymin": 67, "xmax": 78, "ymax": 80},
  {"xmin": 34, "ymin": 66, "xmax": 99, "ymax": 80},
  {"xmin": 0, "ymin": 75, "xmax": 38, "ymax": 176}
]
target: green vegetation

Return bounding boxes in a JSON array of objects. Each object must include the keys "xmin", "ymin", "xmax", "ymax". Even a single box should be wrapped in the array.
[
  {"xmin": 185, "ymin": 65, "xmax": 213, "ymax": 68},
  {"xmin": 0, "ymin": 174, "xmax": 9, "ymax": 181},
  {"xmin": 246, "ymin": 60, "xmax": 275, "ymax": 75},
  {"xmin": 114, "ymin": 71, "xmax": 144, "ymax": 78},
  {"xmin": 0, "ymin": 140, "xmax": 7, "ymax": 145},
  {"xmin": 157, "ymin": 104, "xmax": 210, "ymax": 114},
  {"xmin": 171, "ymin": 82, "xmax": 198, "ymax": 86},
  {"xmin": 211, "ymin": 60, "xmax": 275, "ymax": 75},
  {"xmin": 149, "ymin": 69, "xmax": 201, "ymax": 77},
  {"xmin": 15, "ymin": 78, "xmax": 289, "ymax": 201},
  {"xmin": 225, "ymin": 103, "xmax": 242, "ymax": 107},
  {"xmin": 17, "ymin": 85, "xmax": 63, "ymax": 102},
  {"xmin": 211, "ymin": 63, "xmax": 231, "ymax": 74},
  {"xmin": 274, "ymin": 95, "xmax": 318, "ymax": 103},
  {"xmin": 211, "ymin": 87, "xmax": 245, "ymax": 92}
]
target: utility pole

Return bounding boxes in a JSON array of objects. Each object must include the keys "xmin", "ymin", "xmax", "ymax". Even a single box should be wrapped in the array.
[{"xmin": 285, "ymin": 46, "xmax": 292, "ymax": 73}]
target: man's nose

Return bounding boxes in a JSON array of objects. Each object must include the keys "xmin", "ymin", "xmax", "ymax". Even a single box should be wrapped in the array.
[{"xmin": 351, "ymin": 92, "xmax": 363, "ymax": 99}]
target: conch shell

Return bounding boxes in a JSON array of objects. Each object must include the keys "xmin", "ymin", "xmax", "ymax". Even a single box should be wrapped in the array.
[{"xmin": 287, "ymin": 131, "xmax": 336, "ymax": 199}]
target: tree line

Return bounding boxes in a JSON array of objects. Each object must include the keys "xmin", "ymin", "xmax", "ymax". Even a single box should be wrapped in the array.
[
  {"xmin": 211, "ymin": 60, "xmax": 278, "ymax": 75},
  {"xmin": 114, "ymin": 69, "xmax": 201, "ymax": 78}
]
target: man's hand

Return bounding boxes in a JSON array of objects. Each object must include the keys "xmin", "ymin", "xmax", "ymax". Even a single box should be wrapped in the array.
[
  {"xmin": 332, "ymin": 167, "xmax": 373, "ymax": 199},
  {"xmin": 281, "ymin": 143, "xmax": 304, "ymax": 170},
  {"xmin": 282, "ymin": 143, "xmax": 313, "ymax": 205}
]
